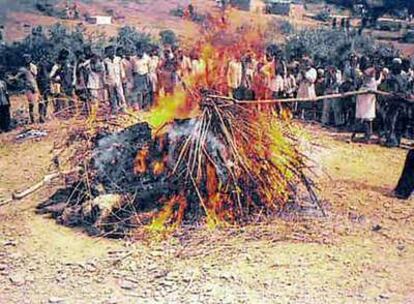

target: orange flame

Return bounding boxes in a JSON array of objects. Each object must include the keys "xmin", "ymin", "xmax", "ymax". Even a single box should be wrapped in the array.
[
  {"xmin": 152, "ymin": 160, "xmax": 165, "ymax": 176},
  {"xmin": 138, "ymin": 10, "xmax": 297, "ymax": 229},
  {"xmin": 142, "ymin": 9, "xmax": 272, "ymax": 129},
  {"xmin": 133, "ymin": 146, "xmax": 149, "ymax": 175},
  {"xmin": 151, "ymin": 194, "xmax": 188, "ymax": 229}
]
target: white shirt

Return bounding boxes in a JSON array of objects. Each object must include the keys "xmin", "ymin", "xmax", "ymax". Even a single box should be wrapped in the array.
[
  {"xmin": 87, "ymin": 60, "xmax": 105, "ymax": 90},
  {"xmin": 304, "ymin": 68, "xmax": 317, "ymax": 83},
  {"xmin": 297, "ymin": 68, "xmax": 317, "ymax": 99},
  {"xmin": 191, "ymin": 59, "xmax": 206, "ymax": 76},
  {"xmin": 270, "ymin": 75, "xmax": 285, "ymax": 93},
  {"xmin": 149, "ymin": 55, "xmax": 160, "ymax": 74},
  {"xmin": 104, "ymin": 56, "xmax": 124, "ymax": 86},
  {"xmin": 227, "ymin": 60, "xmax": 242, "ymax": 89},
  {"xmin": 132, "ymin": 55, "xmax": 150, "ymax": 75}
]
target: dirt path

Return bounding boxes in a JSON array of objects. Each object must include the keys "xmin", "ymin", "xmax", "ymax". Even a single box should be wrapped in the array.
[{"xmin": 0, "ymin": 121, "xmax": 414, "ymax": 303}]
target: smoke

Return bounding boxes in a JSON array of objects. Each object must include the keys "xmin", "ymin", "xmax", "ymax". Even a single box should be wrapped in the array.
[
  {"xmin": 166, "ymin": 118, "xmax": 199, "ymax": 167},
  {"xmin": 166, "ymin": 118, "xmax": 229, "ymax": 183},
  {"xmin": 91, "ymin": 123, "xmax": 152, "ymax": 192}
]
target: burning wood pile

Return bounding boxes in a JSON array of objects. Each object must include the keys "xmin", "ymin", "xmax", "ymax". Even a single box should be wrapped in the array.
[
  {"xmin": 37, "ymin": 16, "xmax": 320, "ymax": 237},
  {"xmin": 37, "ymin": 95, "xmax": 318, "ymax": 237}
]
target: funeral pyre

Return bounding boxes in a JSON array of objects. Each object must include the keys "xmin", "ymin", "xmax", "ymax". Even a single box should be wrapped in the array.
[
  {"xmin": 37, "ymin": 97, "xmax": 319, "ymax": 237},
  {"xmin": 37, "ymin": 16, "xmax": 320, "ymax": 237}
]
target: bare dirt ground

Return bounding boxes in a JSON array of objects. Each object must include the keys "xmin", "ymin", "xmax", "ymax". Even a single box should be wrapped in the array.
[
  {"xmin": 1, "ymin": 1, "xmax": 414, "ymax": 303},
  {"xmin": 1, "ymin": 100, "xmax": 414, "ymax": 303}
]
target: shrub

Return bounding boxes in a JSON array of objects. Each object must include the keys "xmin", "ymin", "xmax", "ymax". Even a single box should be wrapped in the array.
[
  {"xmin": 159, "ymin": 30, "xmax": 178, "ymax": 47},
  {"xmin": 280, "ymin": 21, "xmax": 294, "ymax": 35},
  {"xmin": 111, "ymin": 26, "xmax": 153, "ymax": 54},
  {"xmin": 284, "ymin": 28, "xmax": 399, "ymax": 67},
  {"xmin": 0, "ymin": 23, "xmax": 163, "ymax": 73},
  {"xmin": 170, "ymin": 7, "xmax": 185, "ymax": 18},
  {"xmin": 0, "ymin": 24, "xmax": 88, "ymax": 71},
  {"xmin": 314, "ymin": 10, "xmax": 331, "ymax": 22}
]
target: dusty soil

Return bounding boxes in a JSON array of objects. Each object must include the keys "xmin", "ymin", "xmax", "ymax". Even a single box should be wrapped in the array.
[
  {"xmin": 0, "ymin": 103, "xmax": 414, "ymax": 303},
  {"xmin": 1, "ymin": 1, "xmax": 414, "ymax": 303}
]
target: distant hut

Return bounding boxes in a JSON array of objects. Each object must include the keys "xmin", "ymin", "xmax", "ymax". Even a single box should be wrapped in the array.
[
  {"xmin": 87, "ymin": 15, "xmax": 112, "ymax": 25},
  {"xmin": 264, "ymin": 0, "xmax": 305, "ymax": 19}
]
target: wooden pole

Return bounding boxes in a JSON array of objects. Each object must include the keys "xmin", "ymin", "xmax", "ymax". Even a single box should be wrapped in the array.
[
  {"xmin": 208, "ymin": 90, "xmax": 412, "ymax": 105},
  {"xmin": 0, "ymin": 168, "xmax": 81, "ymax": 208}
]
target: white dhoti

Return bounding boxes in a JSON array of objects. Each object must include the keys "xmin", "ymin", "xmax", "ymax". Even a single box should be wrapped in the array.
[
  {"xmin": 297, "ymin": 82, "xmax": 317, "ymax": 100},
  {"xmin": 356, "ymin": 93, "xmax": 376, "ymax": 121}
]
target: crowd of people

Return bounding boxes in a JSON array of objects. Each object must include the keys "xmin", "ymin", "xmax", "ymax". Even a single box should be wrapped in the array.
[{"xmin": 0, "ymin": 41, "xmax": 413, "ymax": 148}]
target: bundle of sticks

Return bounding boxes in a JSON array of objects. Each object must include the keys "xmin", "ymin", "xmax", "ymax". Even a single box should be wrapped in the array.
[
  {"xmin": 153, "ymin": 95, "xmax": 322, "ymax": 225},
  {"xmin": 33, "ymin": 94, "xmax": 321, "ymax": 235}
]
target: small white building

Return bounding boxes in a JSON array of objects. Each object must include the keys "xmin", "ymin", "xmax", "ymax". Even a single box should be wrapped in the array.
[
  {"xmin": 88, "ymin": 15, "xmax": 112, "ymax": 25},
  {"xmin": 264, "ymin": 0, "xmax": 305, "ymax": 19},
  {"xmin": 251, "ymin": 0, "xmax": 266, "ymax": 13}
]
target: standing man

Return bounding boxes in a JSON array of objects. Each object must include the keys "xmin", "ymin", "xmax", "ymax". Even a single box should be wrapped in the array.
[
  {"xmin": 132, "ymin": 48, "xmax": 151, "ymax": 110},
  {"xmin": 50, "ymin": 49, "xmax": 76, "ymax": 114},
  {"xmin": 190, "ymin": 51, "xmax": 206, "ymax": 77},
  {"xmin": 226, "ymin": 53, "xmax": 243, "ymax": 99},
  {"xmin": 383, "ymin": 58, "xmax": 409, "ymax": 147},
  {"xmin": 0, "ymin": 70, "xmax": 11, "ymax": 132},
  {"xmin": 284, "ymin": 67, "xmax": 297, "ymax": 99},
  {"xmin": 119, "ymin": 48, "xmax": 134, "ymax": 108},
  {"xmin": 37, "ymin": 56, "xmax": 51, "ymax": 123},
  {"xmin": 297, "ymin": 58, "xmax": 317, "ymax": 120},
  {"xmin": 352, "ymin": 57, "xmax": 383, "ymax": 143},
  {"xmin": 177, "ymin": 48, "xmax": 192, "ymax": 80},
  {"xmin": 74, "ymin": 49, "xmax": 91, "ymax": 115},
  {"xmin": 13, "ymin": 54, "xmax": 39, "ymax": 124},
  {"xmin": 240, "ymin": 52, "xmax": 256, "ymax": 101},
  {"xmin": 103, "ymin": 45, "xmax": 126, "ymax": 114},
  {"xmin": 148, "ymin": 47, "xmax": 160, "ymax": 106},
  {"xmin": 86, "ymin": 54, "xmax": 106, "ymax": 108},
  {"xmin": 342, "ymin": 54, "xmax": 362, "ymax": 127},
  {"xmin": 322, "ymin": 65, "xmax": 344, "ymax": 127},
  {"xmin": 158, "ymin": 48, "xmax": 177, "ymax": 97}
]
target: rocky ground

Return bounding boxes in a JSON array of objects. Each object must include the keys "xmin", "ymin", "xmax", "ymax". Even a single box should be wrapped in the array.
[{"xmin": 0, "ymin": 112, "xmax": 413, "ymax": 303}]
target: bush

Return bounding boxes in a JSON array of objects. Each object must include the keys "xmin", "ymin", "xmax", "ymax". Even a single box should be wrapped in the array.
[
  {"xmin": 402, "ymin": 31, "xmax": 414, "ymax": 43},
  {"xmin": 159, "ymin": 30, "xmax": 178, "ymax": 47},
  {"xmin": 284, "ymin": 28, "xmax": 399, "ymax": 67},
  {"xmin": 111, "ymin": 26, "xmax": 153, "ymax": 54},
  {"xmin": 170, "ymin": 7, "xmax": 185, "ymax": 18},
  {"xmin": 280, "ymin": 21, "xmax": 294, "ymax": 35},
  {"xmin": 314, "ymin": 10, "xmax": 331, "ymax": 22},
  {"xmin": 0, "ymin": 24, "xmax": 88, "ymax": 71},
  {"xmin": 265, "ymin": 19, "xmax": 293, "ymax": 45},
  {"xmin": 0, "ymin": 23, "xmax": 163, "ymax": 73}
]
